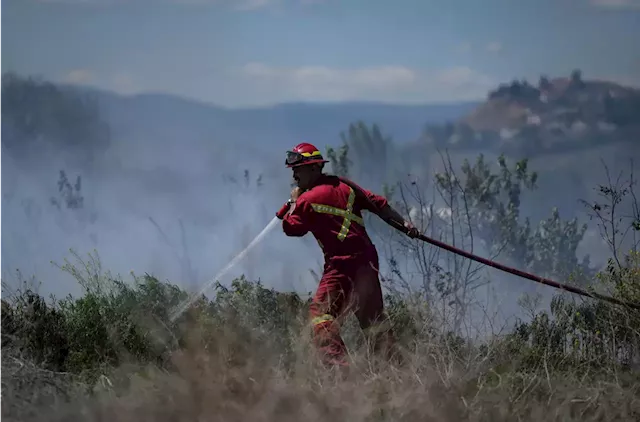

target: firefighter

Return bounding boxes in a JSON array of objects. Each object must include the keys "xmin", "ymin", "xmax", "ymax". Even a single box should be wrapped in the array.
[{"xmin": 276, "ymin": 142, "xmax": 420, "ymax": 367}]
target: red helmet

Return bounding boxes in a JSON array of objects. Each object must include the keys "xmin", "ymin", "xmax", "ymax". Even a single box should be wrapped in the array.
[{"xmin": 285, "ymin": 142, "xmax": 329, "ymax": 168}]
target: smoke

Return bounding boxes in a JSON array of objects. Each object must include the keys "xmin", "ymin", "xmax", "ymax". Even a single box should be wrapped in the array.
[
  {"xmin": 2, "ymin": 78, "xmax": 638, "ymax": 336},
  {"xmin": 0, "ymin": 94, "xmax": 321, "ymax": 300}
]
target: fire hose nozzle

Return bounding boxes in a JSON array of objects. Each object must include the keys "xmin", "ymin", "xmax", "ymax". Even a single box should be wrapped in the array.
[{"xmin": 276, "ymin": 200, "xmax": 292, "ymax": 220}]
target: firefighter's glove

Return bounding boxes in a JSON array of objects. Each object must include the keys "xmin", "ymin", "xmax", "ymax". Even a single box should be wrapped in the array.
[
  {"xmin": 290, "ymin": 187, "xmax": 304, "ymax": 202},
  {"xmin": 404, "ymin": 221, "xmax": 420, "ymax": 239},
  {"xmin": 276, "ymin": 188, "xmax": 304, "ymax": 220},
  {"xmin": 276, "ymin": 201, "xmax": 291, "ymax": 220}
]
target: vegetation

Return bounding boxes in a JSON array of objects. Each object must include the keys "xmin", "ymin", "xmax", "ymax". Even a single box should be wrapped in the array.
[
  {"xmin": 423, "ymin": 70, "xmax": 640, "ymax": 157},
  {"xmin": 2, "ymin": 74, "xmax": 640, "ymax": 421}
]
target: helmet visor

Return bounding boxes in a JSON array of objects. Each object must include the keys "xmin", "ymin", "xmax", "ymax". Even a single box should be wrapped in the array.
[{"xmin": 285, "ymin": 150, "xmax": 304, "ymax": 166}]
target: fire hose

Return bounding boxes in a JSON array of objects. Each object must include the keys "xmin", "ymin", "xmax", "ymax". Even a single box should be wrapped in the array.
[
  {"xmin": 381, "ymin": 216, "xmax": 640, "ymax": 311},
  {"xmin": 334, "ymin": 177, "xmax": 640, "ymax": 312}
]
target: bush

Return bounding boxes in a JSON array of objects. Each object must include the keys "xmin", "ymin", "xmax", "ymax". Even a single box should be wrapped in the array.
[
  {"xmin": 2, "ymin": 247, "xmax": 640, "ymax": 421},
  {"xmin": 3, "ymin": 248, "xmax": 639, "ymax": 378}
]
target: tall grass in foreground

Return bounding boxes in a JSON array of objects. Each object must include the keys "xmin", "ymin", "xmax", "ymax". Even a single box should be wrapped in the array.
[{"xmin": 2, "ymin": 250, "xmax": 640, "ymax": 421}]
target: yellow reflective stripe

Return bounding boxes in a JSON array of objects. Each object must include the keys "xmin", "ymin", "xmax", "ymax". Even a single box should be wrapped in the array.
[
  {"xmin": 310, "ymin": 204, "xmax": 364, "ymax": 225},
  {"xmin": 300, "ymin": 150, "xmax": 322, "ymax": 157},
  {"xmin": 311, "ymin": 314, "xmax": 334, "ymax": 325},
  {"xmin": 337, "ymin": 188, "xmax": 356, "ymax": 241},
  {"xmin": 310, "ymin": 187, "xmax": 364, "ymax": 242},
  {"xmin": 310, "ymin": 204, "xmax": 362, "ymax": 222}
]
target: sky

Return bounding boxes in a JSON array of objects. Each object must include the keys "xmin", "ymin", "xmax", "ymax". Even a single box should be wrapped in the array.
[{"xmin": 2, "ymin": 0, "xmax": 640, "ymax": 107}]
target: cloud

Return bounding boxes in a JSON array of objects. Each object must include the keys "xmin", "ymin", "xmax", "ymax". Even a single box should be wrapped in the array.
[
  {"xmin": 59, "ymin": 69, "xmax": 139, "ymax": 94},
  {"xmin": 485, "ymin": 41, "xmax": 503, "ymax": 54},
  {"xmin": 455, "ymin": 42, "xmax": 472, "ymax": 54},
  {"xmin": 433, "ymin": 66, "xmax": 494, "ymax": 90},
  {"xmin": 64, "ymin": 68, "xmax": 94, "ymax": 84},
  {"xmin": 57, "ymin": 64, "xmax": 495, "ymax": 106},
  {"xmin": 240, "ymin": 63, "xmax": 494, "ymax": 103},
  {"xmin": 34, "ymin": 0, "xmax": 122, "ymax": 4},
  {"xmin": 590, "ymin": 0, "xmax": 640, "ymax": 9},
  {"xmin": 241, "ymin": 63, "xmax": 417, "ymax": 100},
  {"xmin": 455, "ymin": 41, "xmax": 504, "ymax": 55},
  {"xmin": 110, "ymin": 72, "xmax": 137, "ymax": 94},
  {"xmin": 32, "ymin": 0, "xmax": 313, "ymax": 9}
]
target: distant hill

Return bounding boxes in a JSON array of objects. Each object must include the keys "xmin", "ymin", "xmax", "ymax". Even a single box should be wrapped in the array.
[
  {"xmin": 422, "ymin": 70, "xmax": 640, "ymax": 156},
  {"xmin": 4, "ymin": 71, "xmax": 638, "ymax": 167},
  {"xmin": 93, "ymin": 91, "xmax": 478, "ymax": 150}
]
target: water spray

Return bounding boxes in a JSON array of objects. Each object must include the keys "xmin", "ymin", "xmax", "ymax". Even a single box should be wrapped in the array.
[{"xmin": 169, "ymin": 216, "xmax": 281, "ymax": 322}]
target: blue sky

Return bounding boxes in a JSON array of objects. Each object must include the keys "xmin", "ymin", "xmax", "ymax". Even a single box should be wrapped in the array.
[{"xmin": 2, "ymin": 0, "xmax": 639, "ymax": 107}]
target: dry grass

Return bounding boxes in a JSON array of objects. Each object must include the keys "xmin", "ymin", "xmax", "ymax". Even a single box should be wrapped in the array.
[{"xmin": 3, "ymin": 320, "xmax": 640, "ymax": 422}]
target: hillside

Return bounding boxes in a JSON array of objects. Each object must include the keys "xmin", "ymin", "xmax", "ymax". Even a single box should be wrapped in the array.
[
  {"xmin": 422, "ymin": 71, "xmax": 640, "ymax": 156},
  {"xmin": 3, "ymin": 72, "xmax": 640, "ymax": 422},
  {"xmin": 73, "ymin": 85, "xmax": 478, "ymax": 149}
]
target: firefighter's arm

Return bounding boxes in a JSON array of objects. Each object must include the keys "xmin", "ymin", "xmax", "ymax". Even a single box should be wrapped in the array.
[
  {"xmin": 377, "ymin": 204, "xmax": 407, "ymax": 226},
  {"xmin": 377, "ymin": 203, "xmax": 420, "ymax": 238},
  {"xmin": 357, "ymin": 186, "xmax": 420, "ymax": 238},
  {"xmin": 357, "ymin": 186, "xmax": 389, "ymax": 213},
  {"xmin": 280, "ymin": 197, "xmax": 312, "ymax": 237}
]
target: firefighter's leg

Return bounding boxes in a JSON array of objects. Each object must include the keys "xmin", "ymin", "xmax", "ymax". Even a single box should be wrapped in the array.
[
  {"xmin": 352, "ymin": 259, "xmax": 398, "ymax": 363},
  {"xmin": 309, "ymin": 265, "xmax": 352, "ymax": 366}
]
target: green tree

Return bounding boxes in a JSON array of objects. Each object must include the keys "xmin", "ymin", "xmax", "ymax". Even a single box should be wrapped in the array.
[
  {"xmin": 329, "ymin": 137, "xmax": 593, "ymax": 332},
  {"xmin": 326, "ymin": 143, "xmax": 351, "ymax": 178},
  {"xmin": 435, "ymin": 153, "xmax": 590, "ymax": 279},
  {"xmin": 326, "ymin": 121, "xmax": 396, "ymax": 191},
  {"xmin": 570, "ymin": 69, "xmax": 585, "ymax": 89}
]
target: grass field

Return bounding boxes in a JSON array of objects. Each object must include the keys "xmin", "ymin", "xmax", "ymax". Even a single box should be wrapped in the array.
[{"xmin": 2, "ymin": 249, "xmax": 639, "ymax": 422}]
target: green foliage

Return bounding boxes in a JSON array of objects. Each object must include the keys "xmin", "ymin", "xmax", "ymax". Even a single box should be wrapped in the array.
[
  {"xmin": 488, "ymin": 79, "xmax": 540, "ymax": 101},
  {"xmin": 1, "ymin": 291, "xmax": 69, "ymax": 371},
  {"xmin": 499, "ymin": 182, "xmax": 640, "ymax": 375},
  {"xmin": 1, "ymin": 252, "xmax": 314, "ymax": 383},
  {"xmin": 57, "ymin": 273, "xmax": 188, "ymax": 378},
  {"xmin": 210, "ymin": 276, "xmax": 310, "ymax": 360},
  {"xmin": 424, "ymin": 70, "xmax": 640, "ymax": 157},
  {"xmin": 434, "ymin": 153, "xmax": 590, "ymax": 278},
  {"xmin": 507, "ymin": 255, "xmax": 640, "ymax": 374},
  {"xmin": 604, "ymin": 93, "xmax": 640, "ymax": 126},
  {"xmin": 5, "ymin": 253, "xmax": 637, "ymax": 386},
  {"xmin": 326, "ymin": 121, "xmax": 395, "ymax": 190},
  {"xmin": 334, "ymin": 146, "xmax": 591, "ymax": 287},
  {"xmin": 3, "ymin": 110, "xmax": 640, "ymax": 412},
  {"xmin": 318, "ymin": 120, "xmax": 639, "ymax": 380},
  {"xmin": 326, "ymin": 143, "xmax": 351, "ymax": 178}
]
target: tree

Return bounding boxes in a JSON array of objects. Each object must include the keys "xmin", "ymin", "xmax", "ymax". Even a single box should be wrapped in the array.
[
  {"xmin": 570, "ymin": 69, "xmax": 585, "ymax": 89},
  {"xmin": 603, "ymin": 91, "xmax": 640, "ymax": 126},
  {"xmin": 326, "ymin": 127, "xmax": 594, "ymax": 332},
  {"xmin": 538, "ymin": 75, "xmax": 552, "ymax": 91},
  {"xmin": 326, "ymin": 121, "xmax": 396, "ymax": 191},
  {"xmin": 510, "ymin": 161, "xmax": 640, "ymax": 372},
  {"xmin": 325, "ymin": 143, "xmax": 351, "ymax": 178},
  {"xmin": 433, "ymin": 153, "xmax": 590, "ymax": 279}
]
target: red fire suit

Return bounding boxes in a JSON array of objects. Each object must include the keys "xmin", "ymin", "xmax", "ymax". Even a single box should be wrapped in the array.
[{"xmin": 277, "ymin": 175, "xmax": 395, "ymax": 366}]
